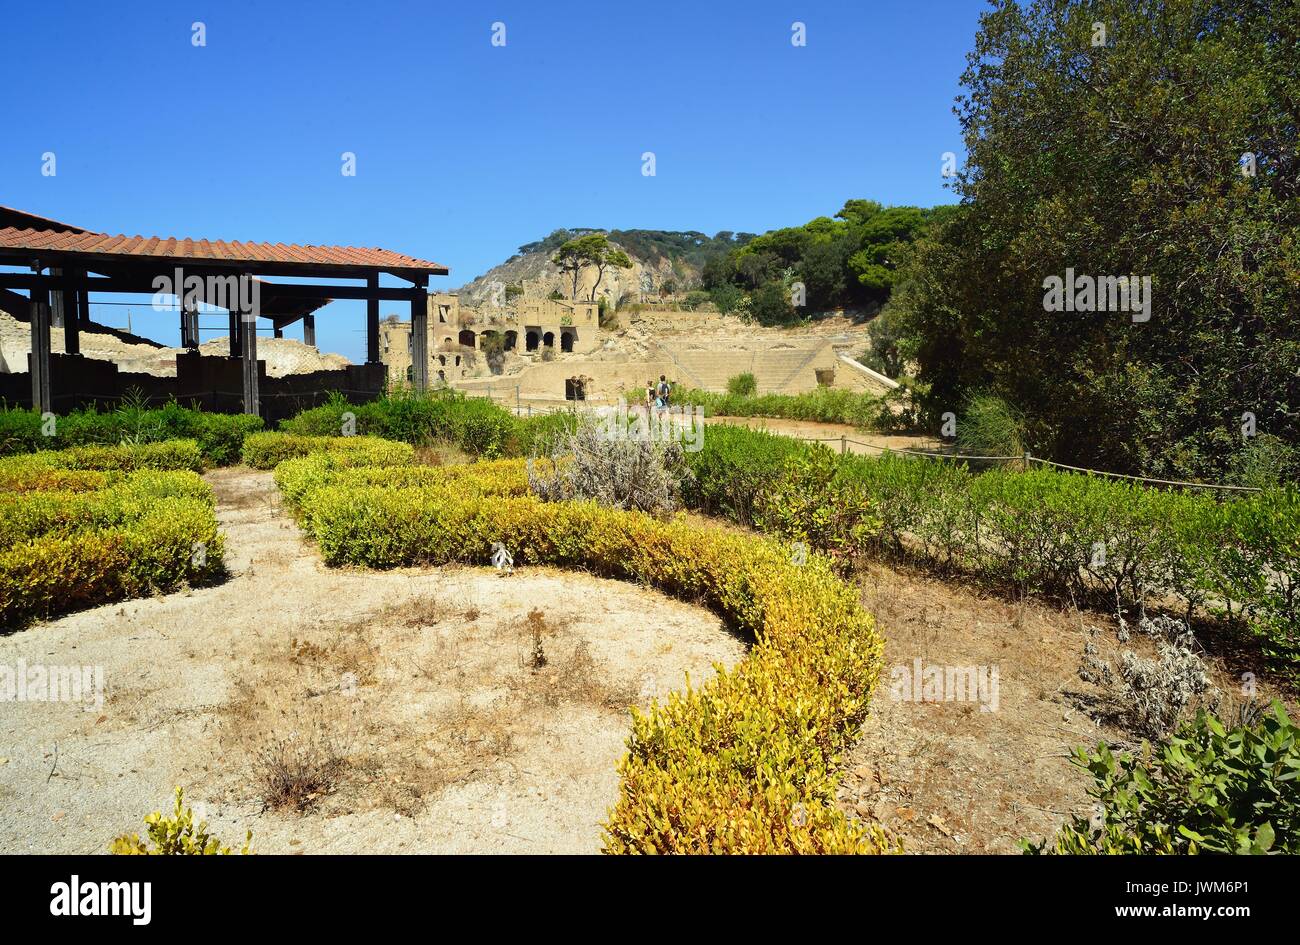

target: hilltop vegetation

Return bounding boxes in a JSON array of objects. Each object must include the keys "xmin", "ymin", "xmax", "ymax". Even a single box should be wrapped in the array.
[{"xmin": 879, "ymin": 0, "xmax": 1300, "ymax": 482}]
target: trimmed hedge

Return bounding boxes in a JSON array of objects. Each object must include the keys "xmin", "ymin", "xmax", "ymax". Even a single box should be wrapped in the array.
[
  {"xmin": 686, "ymin": 425, "xmax": 1300, "ymax": 665},
  {"xmin": 0, "ymin": 403, "xmax": 262, "ymax": 466},
  {"xmin": 279, "ymin": 390, "xmax": 578, "ymax": 458},
  {"xmin": 674, "ymin": 386, "xmax": 883, "ymax": 429},
  {"xmin": 276, "ymin": 446, "xmax": 887, "ymax": 853},
  {"xmin": 274, "ymin": 453, "xmax": 532, "ymax": 512},
  {"xmin": 0, "ymin": 440, "xmax": 206, "ymax": 476},
  {"xmin": 241, "ymin": 432, "xmax": 415, "ymax": 470},
  {"xmin": 0, "ymin": 471, "xmax": 212, "ymax": 552},
  {"xmin": 0, "ymin": 441, "xmax": 224, "ymax": 629}
]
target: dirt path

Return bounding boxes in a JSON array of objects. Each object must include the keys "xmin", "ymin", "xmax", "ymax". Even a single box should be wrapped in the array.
[{"xmin": 0, "ymin": 469, "xmax": 745, "ymax": 854}]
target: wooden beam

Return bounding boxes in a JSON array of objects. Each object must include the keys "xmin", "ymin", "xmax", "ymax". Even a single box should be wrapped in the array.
[
  {"xmin": 228, "ymin": 308, "xmax": 240, "ymax": 359},
  {"xmin": 29, "ymin": 291, "xmax": 51, "ymax": 414},
  {"xmin": 303, "ymin": 314, "xmax": 316, "ymax": 347},
  {"xmin": 0, "ymin": 246, "xmax": 448, "ymax": 280},
  {"xmin": 64, "ymin": 268, "xmax": 81, "ymax": 356},
  {"xmin": 239, "ymin": 302, "xmax": 260, "ymax": 416},
  {"xmin": 410, "ymin": 290, "xmax": 428, "ymax": 391},
  {"xmin": 366, "ymin": 273, "xmax": 380, "ymax": 363}
]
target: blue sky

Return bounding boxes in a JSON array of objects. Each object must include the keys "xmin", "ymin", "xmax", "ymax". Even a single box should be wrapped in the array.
[{"xmin": 0, "ymin": 0, "xmax": 986, "ymax": 361}]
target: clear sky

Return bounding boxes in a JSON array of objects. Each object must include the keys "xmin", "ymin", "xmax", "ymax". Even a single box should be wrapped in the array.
[{"xmin": 0, "ymin": 0, "xmax": 986, "ymax": 362}]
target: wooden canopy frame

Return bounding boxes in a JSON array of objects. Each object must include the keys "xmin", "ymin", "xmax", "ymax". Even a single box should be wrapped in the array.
[{"xmin": 0, "ymin": 210, "xmax": 447, "ymax": 415}]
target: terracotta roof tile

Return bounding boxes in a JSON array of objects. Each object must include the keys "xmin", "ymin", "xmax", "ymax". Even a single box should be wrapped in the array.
[{"xmin": 0, "ymin": 225, "xmax": 447, "ymax": 274}]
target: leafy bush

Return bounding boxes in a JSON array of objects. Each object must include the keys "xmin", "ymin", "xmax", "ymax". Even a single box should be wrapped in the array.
[
  {"xmin": 110, "ymin": 787, "xmax": 252, "ymax": 855},
  {"xmin": 528, "ymin": 422, "xmax": 686, "ymax": 516},
  {"xmin": 241, "ymin": 432, "xmax": 414, "ymax": 469},
  {"xmin": 1024, "ymin": 702, "xmax": 1299, "ymax": 855},
  {"xmin": 754, "ymin": 449, "xmax": 880, "ymax": 568},
  {"xmin": 1, "ymin": 497, "xmax": 223, "ymax": 628},
  {"xmin": 0, "ymin": 403, "xmax": 262, "ymax": 466},
  {"xmin": 674, "ymin": 387, "xmax": 882, "ymax": 429},
  {"xmin": 0, "ymin": 439, "xmax": 205, "ymax": 474},
  {"xmin": 726, "ymin": 372, "xmax": 757, "ymax": 396},
  {"xmin": 956, "ymin": 392, "xmax": 1024, "ymax": 457},
  {"xmin": 281, "ymin": 446, "xmax": 887, "ymax": 853},
  {"xmin": 683, "ymin": 424, "xmax": 1300, "ymax": 667},
  {"xmin": 0, "ymin": 471, "xmax": 212, "ymax": 552}
]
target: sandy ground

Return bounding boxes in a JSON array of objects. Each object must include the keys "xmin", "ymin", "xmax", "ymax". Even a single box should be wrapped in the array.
[
  {"xmin": 837, "ymin": 561, "xmax": 1294, "ymax": 854},
  {"xmin": 0, "ymin": 469, "xmax": 745, "ymax": 855}
]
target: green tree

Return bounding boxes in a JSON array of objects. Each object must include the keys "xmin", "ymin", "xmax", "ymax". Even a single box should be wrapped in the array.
[{"xmin": 893, "ymin": 0, "xmax": 1300, "ymax": 479}]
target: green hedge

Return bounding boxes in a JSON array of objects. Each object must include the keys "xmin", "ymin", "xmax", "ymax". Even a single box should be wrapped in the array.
[
  {"xmin": 686, "ymin": 425, "xmax": 1300, "ymax": 665},
  {"xmin": 0, "ymin": 440, "xmax": 206, "ymax": 476},
  {"xmin": 673, "ymin": 387, "xmax": 883, "ymax": 428},
  {"xmin": 241, "ymin": 432, "xmax": 415, "ymax": 470},
  {"xmin": 279, "ymin": 390, "xmax": 578, "ymax": 458},
  {"xmin": 280, "ymin": 448, "xmax": 886, "ymax": 853},
  {"xmin": 0, "ymin": 471, "xmax": 212, "ymax": 552},
  {"xmin": 0, "ymin": 403, "xmax": 262, "ymax": 466}
]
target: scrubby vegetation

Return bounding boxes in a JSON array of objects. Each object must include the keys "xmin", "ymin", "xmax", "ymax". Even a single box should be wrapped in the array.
[
  {"xmin": 673, "ymin": 386, "xmax": 883, "ymax": 429},
  {"xmin": 111, "ymin": 788, "xmax": 252, "ymax": 855},
  {"xmin": 241, "ymin": 431, "xmax": 415, "ymax": 470},
  {"xmin": 0, "ymin": 444, "xmax": 223, "ymax": 628},
  {"xmin": 1025, "ymin": 702, "xmax": 1299, "ymax": 855},
  {"xmin": 527, "ymin": 421, "xmax": 687, "ymax": 516},
  {"xmin": 683, "ymin": 425, "xmax": 1300, "ymax": 669},
  {"xmin": 279, "ymin": 389, "xmax": 577, "ymax": 458},
  {"xmin": 0, "ymin": 400, "xmax": 262, "ymax": 466}
]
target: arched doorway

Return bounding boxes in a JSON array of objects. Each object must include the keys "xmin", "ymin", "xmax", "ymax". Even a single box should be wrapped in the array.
[
  {"xmin": 525, "ymin": 330, "xmax": 540, "ymax": 352},
  {"xmin": 542, "ymin": 331, "xmax": 555, "ymax": 348},
  {"xmin": 504, "ymin": 330, "xmax": 517, "ymax": 351},
  {"xmin": 560, "ymin": 329, "xmax": 575, "ymax": 353},
  {"xmin": 458, "ymin": 329, "xmax": 476, "ymax": 349}
]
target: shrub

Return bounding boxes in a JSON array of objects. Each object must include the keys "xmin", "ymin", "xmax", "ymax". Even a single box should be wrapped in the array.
[
  {"xmin": 110, "ymin": 787, "xmax": 252, "ymax": 855},
  {"xmin": 681, "ymin": 424, "xmax": 808, "ymax": 526},
  {"xmin": 0, "ymin": 498, "xmax": 223, "ymax": 628},
  {"xmin": 726, "ymin": 372, "xmax": 757, "ymax": 396},
  {"xmin": 0, "ymin": 439, "xmax": 206, "ymax": 474},
  {"xmin": 0, "ymin": 471, "xmax": 212, "ymax": 552},
  {"xmin": 287, "ymin": 458, "xmax": 888, "ymax": 853},
  {"xmin": 673, "ymin": 387, "xmax": 882, "ymax": 429},
  {"xmin": 1024, "ymin": 702, "xmax": 1299, "ymax": 855},
  {"xmin": 754, "ymin": 449, "xmax": 880, "ymax": 567},
  {"xmin": 956, "ymin": 392, "xmax": 1025, "ymax": 457},
  {"xmin": 241, "ymin": 432, "xmax": 414, "ymax": 469},
  {"xmin": 0, "ymin": 403, "xmax": 262, "ymax": 466},
  {"xmin": 528, "ymin": 422, "xmax": 687, "ymax": 516}
]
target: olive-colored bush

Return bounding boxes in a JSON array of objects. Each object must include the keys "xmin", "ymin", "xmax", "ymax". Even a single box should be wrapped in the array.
[{"xmin": 241, "ymin": 431, "xmax": 415, "ymax": 469}]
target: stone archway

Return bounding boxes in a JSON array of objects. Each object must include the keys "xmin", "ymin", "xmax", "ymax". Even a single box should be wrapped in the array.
[
  {"xmin": 504, "ymin": 330, "xmax": 517, "ymax": 351},
  {"xmin": 458, "ymin": 329, "xmax": 476, "ymax": 349},
  {"xmin": 560, "ymin": 329, "xmax": 575, "ymax": 353},
  {"xmin": 526, "ymin": 330, "xmax": 540, "ymax": 352},
  {"xmin": 542, "ymin": 331, "xmax": 555, "ymax": 349}
]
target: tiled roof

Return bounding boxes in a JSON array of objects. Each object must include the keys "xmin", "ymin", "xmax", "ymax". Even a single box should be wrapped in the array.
[
  {"xmin": 0, "ymin": 226, "xmax": 448, "ymax": 274},
  {"xmin": 0, "ymin": 205, "xmax": 94, "ymax": 234}
]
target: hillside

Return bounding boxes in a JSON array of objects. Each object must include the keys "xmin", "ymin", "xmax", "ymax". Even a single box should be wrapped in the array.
[{"xmin": 455, "ymin": 229, "xmax": 750, "ymax": 308}]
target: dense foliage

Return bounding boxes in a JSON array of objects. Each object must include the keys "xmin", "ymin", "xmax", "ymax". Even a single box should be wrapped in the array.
[
  {"xmin": 0, "ymin": 444, "xmax": 223, "ymax": 628},
  {"xmin": 888, "ymin": 0, "xmax": 1300, "ymax": 480},
  {"xmin": 0, "ymin": 401, "xmax": 262, "ymax": 466},
  {"xmin": 673, "ymin": 387, "xmax": 884, "ymax": 428},
  {"xmin": 1026, "ymin": 702, "xmax": 1299, "ymax": 854},
  {"xmin": 703, "ymin": 200, "xmax": 951, "ymax": 323}
]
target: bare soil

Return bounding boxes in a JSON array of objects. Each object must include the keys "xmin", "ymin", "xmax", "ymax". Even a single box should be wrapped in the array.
[
  {"xmin": 0, "ymin": 468, "xmax": 745, "ymax": 854},
  {"xmin": 838, "ymin": 561, "xmax": 1294, "ymax": 853}
]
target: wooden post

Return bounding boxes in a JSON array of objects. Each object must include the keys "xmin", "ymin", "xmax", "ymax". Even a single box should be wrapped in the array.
[
  {"xmin": 64, "ymin": 268, "xmax": 81, "ymax": 356},
  {"xmin": 228, "ymin": 307, "xmax": 241, "ymax": 358},
  {"xmin": 29, "ymin": 289, "xmax": 52, "ymax": 414},
  {"xmin": 239, "ymin": 301, "xmax": 260, "ymax": 416},
  {"xmin": 303, "ymin": 314, "xmax": 316, "ymax": 348},
  {"xmin": 410, "ymin": 288, "xmax": 428, "ymax": 391},
  {"xmin": 366, "ymin": 273, "xmax": 380, "ymax": 364},
  {"xmin": 273, "ymin": 325, "xmax": 284, "ymax": 339},
  {"xmin": 50, "ymin": 268, "xmax": 66, "ymax": 329}
]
